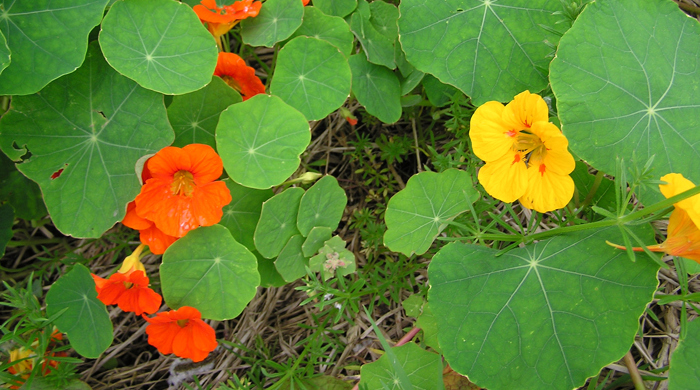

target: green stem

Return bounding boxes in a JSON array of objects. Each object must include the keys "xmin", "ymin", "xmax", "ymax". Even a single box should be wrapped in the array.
[{"xmin": 578, "ymin": 170, "xmax": 605, "ymax": 211}]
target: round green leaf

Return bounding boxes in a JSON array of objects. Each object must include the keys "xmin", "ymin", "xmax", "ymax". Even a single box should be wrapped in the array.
[
  {"xmin": 369, "ymin": 0, "xmax": 399, "ymax": 41},
  {"xmin": 398, "ymin": 0, "xmax": 562, "ymax": 105},
  {"xmin": 240, "ymin": 0, "xmax": 304, "ymax": 48},
  {"xmin": 0, "ymin": 0, "xmax": 109, "ymax": 95},
  {"xmin": 0, "ymin": 30, "xmax": 10, "ymax": 76},
  {"xmin": 286, "ymin": 6, "xmax": 354, "ymax": 56},
  {"xmin": 297, "ymin": 175, "xmax": 347, "ymax": 236},
  {"xmin": 255, "ymin": 250, "xmax": 286, "ymax": 288},
  {"xmin": 428, "ymin": 227, "xmax": 659, "ymax": 390},
  {"xmin": 313, "ymin": 0, "xmax": 357, "ymax": 18},
  {"xmin": 45, "ymin": 264, "xmax": 113, "ymax": 359},
  {"xmin": 0, "ymin": 43, "xmax": 174, "ymax": 238},
  {"xmin": 384, "ymin": 169, "xmax": 478, "ymax": 256},
  {"xmin": 302, "ymin": 226, "xmax": 332, "ymax": 257},
  {"xmin": 360, "ymin": 343, "xmax": 443, "ymax": 390},
  {"xmin": 161, "ymin": 225, "xmax": 259, "ymax": 321},
  {"xmin": 216, "ymin": 94, "xmax": 310, "ymax": 189},
  {"xmin": 99, "ymin": 0, "xmax": 218, "ymax": 94},
  {"xmin": 274, "ymin": 234, "xmax": 307, "ymax": 282},
  {"xmin": 254, "ymin": 187, "xmax": 304, "ymax": 258},
  {"xmin": 348, "ymin": 54, "xmax": 401, "ymax": 124},
  {"xmin": 350, "ymin": 6, "xmax": 395, "ymax": 70},
  {"xmin": 668, "ymin": 318, "xmax": 700, "ymax": 390},
  {"xmin": 219, "ymin": 179, "xmax": 273, "ymax": 252},
  {"xmin": 550, "ymin": 0, "xmax": 700, "ymax": 198},
  {"xmin": 271, "ymin": 37, "xmax": 352, "ymax": 121},
  {"xmin": 0, "ymin": 152, "xmax": 46, "ymax": 220},
  {"xmin": 0, "ymin": 203, "xmax": 13, "ymax": 257},
  {"xmin": 422, "ymin": 74, "xmax": 457, "ymax": 107},
  {"xmin": 168, "ymin": 76, "xmax": 242, "ymax": 149}
]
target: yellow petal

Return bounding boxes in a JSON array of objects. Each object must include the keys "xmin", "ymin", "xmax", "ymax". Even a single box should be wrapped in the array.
[
  {"xmin": 469, "ymin": 101, "xmax": 516, "ymax": 162},
  {"xmin": 520, "ymin": 166, "xmax": 574, "ymax": 213},
  {"xmin": 478, "ymin": 151, "xmax": 528, "ymax": 203},
  {"xmin": 660, "ymin": 173, "xmax": 700, "ymax": 229},
  {"xmin": 502, "ymin": 91, "xmax": 549, "ymax": 131}
]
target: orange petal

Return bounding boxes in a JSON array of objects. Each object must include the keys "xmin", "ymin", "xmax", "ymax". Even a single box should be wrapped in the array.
[
  {"xmin": 122, "ymin": 201, "xmax": 153, "ymax": 231},
  {"xmin": 191, "ymin": 181, "xmax": 233, "ymax": 227},
  {"xmin": 146, "ymin": 147, "xmax": 192, "ymax": 180},
  {"xmin": 140, "ymin": 224, "xmax": 179, "ymax": 255},
  {"xmin": 182, "ymin": 144, "xmax": 224, "ymax": 184},
  {"xmin": 477, "ymin": 151, "xmax": 528, "ymax": 203},
  {"xmin": 214, "ymin": 52, "xmax": 265, "ymax": 100},
  {"xmin": 660, "ymin": 173, "xmax": 700, "ymax": 229}
]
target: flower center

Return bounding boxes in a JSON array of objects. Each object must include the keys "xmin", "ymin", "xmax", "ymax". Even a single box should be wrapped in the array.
[
  {"xmin": 512, "ymin": 131, "xmax": 547, "ymax": 168},
  {"xmin": 171, "ymin": 170, "xmax": 195, "ymax": 197},
  {"xmin": 176, "ymin": 319, "xmax": 189, "ymax": 327},
  {"xmin": 221, "ymin": 75, "xmax": 243, "ymax": 94}
]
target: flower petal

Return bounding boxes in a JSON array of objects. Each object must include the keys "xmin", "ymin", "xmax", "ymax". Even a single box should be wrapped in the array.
[
  {"xmin": 183, "ymin": 144, "xmax": 224, "ymax": 184},
  {"xmin": 660, "ymin": 173, "xmax": 700, "ymax": 229},
  {"xmin": 469, "ymin": 101, "xmax": 515, "ymax": 162},
  {"xmin": 520, "ymin": 166, "xmax": 575, "ymax": 213},
  {"xmin": 477, "ymin": 150, "xmax": 529, "ymax": 203},
  {"xmin": 140, "ymin": 224, "xmax": 179, "ymax": 255},
  {"xmin": 122, "ymin": 201, "xmax": 153, "ymax": 231},
  {"xmin": 502, "ymin": 90, "xmax": 549, "ymax": 130}
]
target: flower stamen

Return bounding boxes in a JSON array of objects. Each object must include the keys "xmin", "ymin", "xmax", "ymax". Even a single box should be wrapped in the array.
[{"xmin": 171, "ymin": 171, "xmax": 195, "ymax": 197}]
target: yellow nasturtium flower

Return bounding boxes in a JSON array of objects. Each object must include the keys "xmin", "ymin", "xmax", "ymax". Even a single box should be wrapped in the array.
[{"xmin": 469, "ymin": 91, "xmax": 575, "ymax": 213}]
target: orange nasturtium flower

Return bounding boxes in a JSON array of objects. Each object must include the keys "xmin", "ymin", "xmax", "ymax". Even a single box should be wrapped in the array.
[
  {"xmin": 123, "ymin": 201, "xmax": 179, "ymax": 255},
  {"xmin": 143, "ymin": 306, "xmax": 217, "ymax": 362},
  {"xmin": 302, "ymin": 0, "xmax": 310, "ymax": 5},
  {"xmin": 194, "ymin": 0, "xmax": 262, "ymax": 46},
  {"xmin": 469, "ymin": 91, "xmax": 575, "ymax": 213},
  {"xmin": 91, "ymin": 245, "xmax": 162, "ymax": 315},
  {"xmin": 214, "ymin": 52, "xmax": 265, "ymax": 101}
]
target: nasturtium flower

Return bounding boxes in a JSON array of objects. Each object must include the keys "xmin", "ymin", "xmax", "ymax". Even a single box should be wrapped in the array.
[
  {"xmin": 302, "ymin": 0, "xmax": 310, "ymax": 5},
  {"xmin": 214, "ymin": 52, "xmax": 265, "ymax": 101},
  {"xmin": 469, "ymin": 91, "xmax": 575, "ymax": 213},
  {"xmin": 134, "ymin": 144, "xmax": 232, "ymax": 238},
  {"xmin": 194, "ymin": 0, "xmax": 262, "ymax": 45},
  {"xmin": 143, "ymin": 306, "xmax": 217, "ymax": 363},
  {"xmin": 7, "ymin": 336, "xmax": 65, "ymax": 387},
  {"xmin": 123, "ymin": 202, "xmax": 179, "ymax": 255}
]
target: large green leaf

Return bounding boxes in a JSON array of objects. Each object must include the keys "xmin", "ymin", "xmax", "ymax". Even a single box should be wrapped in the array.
[
  {"xmin": 668, "ymin": 318, "xmax": 700, "ymax": 390},
  {"xmin": 254, "ymin": 187, "xmax": 304, "ymax": 259},
  {"xmin": 0, "ymin": 203, "xmax": 12, "ymax": 257},
  {"xmin": 285, "ymin": 6, "xmax": 355, "ymax": 56},
  {"xmin": 216, "ymin": 94, "xmax": 310, "ymax": 189},
  {"xmin": 348, "ymin": 54, "xmax": 401, "ymax": 124},
  {"xmin": 384, "ymin": 169, "xmax": 478, "ymax": 256},
  {"xmin": 274, "ymin": 234, "xmax": 307, "ymax": 282},
  {"xmin": 168, "ymin": 76, "xmax": 242, "ymax": 149},
  {"xmin": 99, "ymin": 0, "xmax": 218, "ymax": 94},
  {"xmin": 359, "ymin": 343, "xmax": 443, "ymax": 390},
  {"xmin": 0, "ymin": 0, "xmax": 109, "ymax": 95},
  {"xmin": 296, "ymin": 175, "xmax": 347, "ymax": 236},
  {"xmin": 550, "ymin": 0, "xmax": 700, "ymax": 201},
  {"xmin": 428, "ymin": 227, "xmax": 659, "ymax": 390},
  {"xmin": 219, "ymin": 179, "xmax": 273, "ymax": 252},
  {"xmin": 270, "ymin": 37, "xmax": 352, "ymax": 121},
  {"xmin": 240, "ymin": 0, "xmax": 304, "ymax": 48},
  {"xmin": 313, "ymin": 0, "xmax": 357, "ymax": 18},
  {"xmin": 45, "ymin": 264, "xmax": 113, "ymax": 359},
  {"xmin": 0, "ymin": 152, "xmax": 46, "ymax": 220},
  {"xmin": 0, "ymin": 44, "xmax": 173, "ymax": 238},
  {"xmin": 350, "ymin": 2, "xmax": 395, "ymax": 70},
  {"xmin": 398, "ymin": 0, "xmax": 562, "ymax": 105},
  {"xmin": 0, "ymin": 30, "xmax": 9, "ymax": 76},
  {"xmin": 161, "ymin": 225, "xmax": 259, "ymax": 321}
]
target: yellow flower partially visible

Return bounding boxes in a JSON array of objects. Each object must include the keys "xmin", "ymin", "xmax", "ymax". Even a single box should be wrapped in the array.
[
  {"xmin": 469, "ymin": 91, "xmax": 575, "ymax": 213},
  {"xmin": 117, "ymin": 243, "xmax": 147, "ymax": 274},
  {"xmin": 8, "ymin": 347, "xmax": 34, "ymax": 379}
]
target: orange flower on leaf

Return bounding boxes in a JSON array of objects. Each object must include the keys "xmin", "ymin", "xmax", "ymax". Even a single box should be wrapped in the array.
[
  {"xmin": 214, "ymin": 52, "xmax": 265, "ymax": 101},
  {"xmin": 194, "ymin": 0, "xmax": 261, "ymax": 46},
  {"xmin": 144, "ymin": 306, "xmax": 217, "ymax": 362}
]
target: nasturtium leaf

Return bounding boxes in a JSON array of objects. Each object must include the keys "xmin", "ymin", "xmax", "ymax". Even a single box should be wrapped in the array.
[
  {"xmin": 682, "ymin": 258, "xmax": 700, "ymax": 275},
  {"xmin": 302, "ymin": 226, "xmax": 333, "ymax": 257},
  {"xmin": 271, "ymin": 37, "xmax": 352, "ymax": 121},
  {"xmin": 0, "ymin": 30, "xmax": 9, "ymax": 76},
  {"xmin": 394, "ymin": 42, "xmax": 415, "ymax": 78},
  {"xmin": 297, "ymin": 175, "xmax": 347, "ymax": 236},
  {"xmin": 400, "ymin": 69, "xmax": 424, "ymax": 96},
  {"xmin": 274, "ymin": 235, "xmax": 308, "ymax": 282},
  {"xmin": 256, "ymin": 250, "xmax": 287, "ymax": 288},
  {"xmin": 360, "ymin": 343, "xmax": 443, "ymax": 390},
  {"xmin": 219, "ymin": 179, "xmax": 273, "ymax": 252},
  {"xmin": 216, "ymin": 94, "xmax": 310, "ymax": 189},
  {"xmin": 668, "ymin": 318, "xmax": 700, "ymax": 390},
  {"xmin": 309, "ymin": 235, "xmax": 355, "ymax": 281},
  {"xmin": 161, "ymin": 225, "xmax": 259, "ymax": 321},
  {"xmin": 254, "ymin": 187, "xmax": 304, "ymax": 259},
  {"xmin": 0, "ymin": 0, "xmax": 109, "ymax": 95},
  {"xmin": 240, "ymin": 0, "xmax": 304, "ymax": 48},
  {"xmin": 570, "ymin": 161, "xmax": 615, "ymax": 212},
  {"xmin": 99, "ymin": 0, "xmax": 218, "ymax": 94},
  {"xmin": 550, "ymin": 0, "xmax": 700, "ymax": 202},
  {"xmin": 45, "ymin": 264, "xmax": 113, "ymax": 359},
  {"xmin": 422, "ymin": 74, "xmax": 458, "ymax": 108},
  {"xmin": 416, "ymin": 302, "xmax": 441, "ymax": 353},
  {"xmin": 384, "ymin": 169, "xmax": 478, "ymax": 256},
  {"xmin": 0, "ymin": 203, "xmax": 12, "ymax": 257},
  {"xmin": 348, "ymin": 54, "xmax": 401, "ymax": 124},
  {"xmin": 369, "ymin": 0, "xmax": 399, "ymax": 41},
  {"xmin": 402, "ymin": 295, "xmax": 424, "ymax": 318},
  {"xmin": 285, "ymin": 6, "xmax": 355, "ymax": 56},
  {"xmin": 168, "ymin": 76, "xmax": 242, "ymax": 149},
  {"xmin": 398, "ymin": 0, "xmax": 562, "ymax": 105},
  {"xmin": 428, "ymin": 227, "xmax": 659, "ymax": 390},
  {"xmin": 313, "ymin": 0, "xmax": 357, "ymax": 18},
  {"xmin": 0, "ymin": 152, "xmax": 46, "ymax": 220},
  {"xmin": 0, "ymin": 44, "xmax": 173, "ymax": 238},
  {"xmin": 350, "ymin": 6, "xmax": 395, "ymax": 70}
]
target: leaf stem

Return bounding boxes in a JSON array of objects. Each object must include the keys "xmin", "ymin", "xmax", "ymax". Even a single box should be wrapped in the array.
[{"xmin": 623, "ymin": 351, "xmax": 646, "ymax": 390}]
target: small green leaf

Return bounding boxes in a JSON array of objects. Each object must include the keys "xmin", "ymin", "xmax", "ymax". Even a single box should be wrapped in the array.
[
  {"xmin": 682, "ymin": 258, "xmax": 700, "ymax": 275},
  {"xmin": 400, "ymin": 69, "xmax": 424, "ymax": 96},
  {"xmin": 359, "ymin": 343, "xmax": 443, "ymax": 390},
  {"xmin": 219, "ymin": 179, "xmax": 273, "ymax": 252},
  {"xmin": 384, "ymin": 169, "xmax": 478, "ymax": 256},
  {"xmin": 416, "ymin": 303, "xmax": 441, "ymax": 353},
  {"xmin": 99, "ymin": 0, "xmax": 218, "ymax": 94},
  {"xmin": 0, "ymin": 203, "xmax": 13, "ymax": 257},
  {"xmin": 0, "ymin": 0, "xmax": 109, "ymax": 95},
  {"xmin": 255, "ymin": 250, "xmax": 287, "ymax": 288},
  {"xmin": 668, "ymin": 316, "xmax": 700, "ymax": 390},
  {"xmin": 348, "ymin": 54, "xmax": 401, "ymax": 124},
  {"xmin": 422, "ymin": 74, "xmax": 458, "ymax": 107},
  {"xmin": 161, "ymin": 225, "xmax": 259, "ymax": 321},
  {"xmin": 302, "ymin": 226, "xmax": 333, "ymax": 257},
  {"xmin": 309, "ymin": 235, "xmax": 355, "ymax": 281},
  {"xmin": 0, "ymin": 30, "xmax": 10, "ymax": 76},
  {"xmin": 297, "ymin": 175, "xmax": 347, "ymax": 236},
  {"xmin": 216, "ymin": 94, "xmax": 310, "ymax": 189},
  {"xmin": 240, "ymin": 0, "xmax": 304, "ymax": 48},
  {"xmin": 313, "ymin": 0, "xmax": 357, "ymax": 18},
  {"xmin": 274, "ymin": 234, "xmax": 308, "ymax": 282},
  {"xmin": 369, "ymin": 0, "xmax": 399, "ymax": 41},
  {"xmin": 402, "ymin": 294, "xmax": 424, "ymax": 318},
  {"xmin": 350, "ymin": 4, "xmax": 395, "ymax": 70},
  {"xmin": 286, "ymin": 6, "xmax": 355, "ymax": 56},
  {"xmin": 168, "ymin": 76, "xmax": 242, "ymax": 150},
  {"xmin": 45, "ymin": 264, "xmax": 113, "ymax": 359},
  {"xmin": 271, "ymin": 37, "xmax": 352, "ymax": 121},
  {"xmin": 254, "ymin": 187, "xmax": 304, "ymax": 258},
  {"xmin": 0, "ymin": 43, "xmax": 173, "ymax": 238},
  {"xmin": 0, "ymin": 152, "xmax": 46, "ymax": 220},
  {"xmin": 429, "ymin": 227, "xmax": 659, "ymax": 390}
]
